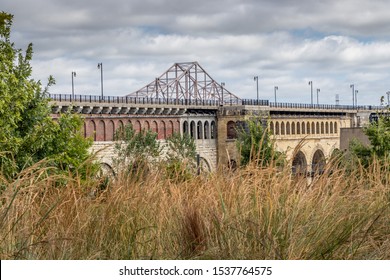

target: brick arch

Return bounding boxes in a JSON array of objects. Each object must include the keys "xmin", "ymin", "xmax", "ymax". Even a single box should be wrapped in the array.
[
  {"xmin": 117, "ymin": 120, "xmax": 124, "ymax": 133},
  {"xmin": 292, "ymin": 150, "xmax": 307, "ymax": 175},
  {"xmin": 144, "ymin": 120, "xmax": 150, "ymax": 131},
  {"xmin": 152, "ymin": 120, "xmax": 158, "ymax": 136},
  {"xmin": 169, "ymin": 120, "xmax": 175, "ymax": 136},
  {"xmin": 107, "ymin": 120, "xmax": 115, "ymax": 141},
  {"xmin": 87, "ymin": 120, "xmax": 96, "ymax": 141},
  {"xmin": 160, "ymin": 120, "xmax": 166, "ymax": 139},
  {"xmin": 83, "ymin": 121, "xmax": 87, "ymax": 138},
  {"xmin": 97, "ymin": 120, "xmax": 106, "ymax": 141},
  {"xmin": 135, "ymin": 120, "xmax": 141, "ymax": 133}
]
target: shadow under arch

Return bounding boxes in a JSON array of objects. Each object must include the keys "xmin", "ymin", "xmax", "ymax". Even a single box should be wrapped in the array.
[
  {"xmin": 312, "ymin": 149, "xmax": 326, "ymax": 175},
  {"xmin": 292, "ymin": 151, "xmax": 307, "ymax": 175}
]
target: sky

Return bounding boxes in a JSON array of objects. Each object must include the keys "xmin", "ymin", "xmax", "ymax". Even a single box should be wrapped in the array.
[{"xmin": 3, "ymin": 0, "xmax": 390, "ymax": 105}]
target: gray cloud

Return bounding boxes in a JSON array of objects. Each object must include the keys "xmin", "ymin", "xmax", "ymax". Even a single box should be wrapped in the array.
[{"xmin": 3, "ymin": 0, "xmax": 390, "ymax": 105}]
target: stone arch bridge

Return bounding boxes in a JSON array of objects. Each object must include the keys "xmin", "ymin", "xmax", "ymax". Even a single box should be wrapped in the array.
[{"xmin": 49, "ymin": 62, "xmax": 381, "ymax": 175}]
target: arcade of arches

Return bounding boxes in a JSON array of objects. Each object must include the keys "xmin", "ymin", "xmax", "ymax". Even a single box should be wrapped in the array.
[
  {"xmin": 223, "ymin": 118, "xmax": 341, "ymax": 175},
  {"xmin": 83, "ymin": 117, "xmax": 180, "ymax": 141}
]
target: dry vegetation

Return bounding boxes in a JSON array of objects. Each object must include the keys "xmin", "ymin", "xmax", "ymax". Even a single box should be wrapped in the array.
[{"xmin": 1, "ymin": 157, "xmax": 390, "ymax": 260}]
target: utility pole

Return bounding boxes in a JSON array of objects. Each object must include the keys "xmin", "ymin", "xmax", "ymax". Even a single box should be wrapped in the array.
[
  {"xmin": 254, "ymin": 76, "xmax": 259, "ymax": 104},
  {"xmin": 308, "ymin": 81, "xmax": 313, "ymax": 105},
  {"xmin": 71, "ymin": 71, "xmax": 76, "ymax": 98}
]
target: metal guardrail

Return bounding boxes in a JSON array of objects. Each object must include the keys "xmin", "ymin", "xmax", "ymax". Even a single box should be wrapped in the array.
[{"xmin": 48, "ymin": 94, "xmax": 385, "ymax": 111}]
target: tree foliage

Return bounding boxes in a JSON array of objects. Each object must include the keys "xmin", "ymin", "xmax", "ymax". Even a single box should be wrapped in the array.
[
  {"xmin": 236, "ymin": 118, "xmax": 284, "ymax": 167},
  {"xmin": 349, "ymin": 113, "xmax": 390, "ymax": 167},
  {"xmin": 0, "ymin": 12, "xmax": 93, "ymax": 179},
  {"xmin": 164, "ymin": 132, "xmax": 197, "ymax": 182},
  {"xmin": 113, "ymin": 123, "xmax": 161, "ymax": 179}
]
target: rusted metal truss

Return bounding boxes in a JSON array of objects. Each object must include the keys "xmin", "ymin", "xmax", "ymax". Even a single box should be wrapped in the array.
[{"xmin": 127, "ymin": 62, "xmax": 241, "ymax": 105}]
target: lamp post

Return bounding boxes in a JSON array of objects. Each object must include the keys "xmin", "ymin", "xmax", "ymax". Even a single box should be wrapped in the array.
[
  {"xmin": 355, "ymin": 90, "xmax": 358, "ymax": 108},
  {"xmin": 71, "ymin": 71, "xmax": 76, "ymax": 98},
  {"xmin": 316, "ymin": 88, "xmax": 320, "ymax": 105},
  {"xmin": 97, "ymin": 63, "xmax": 103, "ymax": 98},
  {"xmin": 350, "ymin": 84, "xmax": 355, "ymax": 108},
  {"xmin": 308, "ymin": 81, "xmax": 313, "ymax": 106},
  {"xmin": 274, "ymin": 86, "xmax": 278, "ymax": 103},
  {"xmin": 387, "ymin": 91, "xmax": 390, "ymax": 106},
  {"xmin": 254, "ymin": 76, "xmax": 259, "ymax": 104},
  {"xmin": 221, "ymin": 82, "xmax": 225, "ymax": 105}
]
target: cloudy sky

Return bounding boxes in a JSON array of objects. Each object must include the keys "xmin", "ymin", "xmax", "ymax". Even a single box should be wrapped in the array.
[{"xmin": 3, "ymin": 0, "xmax": 390, "ymax": 105}]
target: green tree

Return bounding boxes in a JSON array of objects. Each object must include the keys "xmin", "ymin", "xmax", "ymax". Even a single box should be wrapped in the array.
[
  {"xmin": 0, "ymin": 12, "xmax": 93, "ymax": 178},
  {"xmin": 236, "ymin": 118, "xmax": 283, "ymax": 167},
  {"xmin": 114, "ymin": 124, "xmax": 161, "ymax": 179},
  {"xmin": 349, "ymin": 114, "xmax": 390, "ymax": 167},
  {"xmin": 164, "ymin": 132, "xmax": 197, "ymax": 182}
]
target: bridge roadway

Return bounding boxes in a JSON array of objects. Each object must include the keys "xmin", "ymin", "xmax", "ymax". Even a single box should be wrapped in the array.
[{"xmin": 49, "ymin": 94, "xmax": 383, "ymax": 174}]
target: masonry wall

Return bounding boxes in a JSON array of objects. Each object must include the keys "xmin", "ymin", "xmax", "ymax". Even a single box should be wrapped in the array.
[{"xmin": 340, "ymin": 127, "xmax": 370, "ymax": 151}]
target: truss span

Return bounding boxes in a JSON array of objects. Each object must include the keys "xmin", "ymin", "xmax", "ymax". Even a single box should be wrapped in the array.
[{"xmin": 127, "ymin": 62, "xmax": 241, "ymax": 105}]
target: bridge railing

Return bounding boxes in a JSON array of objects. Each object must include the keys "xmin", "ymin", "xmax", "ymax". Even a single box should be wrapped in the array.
[
  {"xmin": 48, "ymin": 94, "xmax": 385, "ymax": 111},
  {"xmin": 269, "ymin": 102, "xmax": 385, "ymax": 111},
  {"xmin": 48, "ymin": 94, "xmax": 231, "ymax": 107}
]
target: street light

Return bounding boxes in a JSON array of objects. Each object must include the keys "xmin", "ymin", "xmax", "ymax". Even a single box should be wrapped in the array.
[
  {"xmin": 316, "ymin": 88, "xmax": 320, "ymax": 105},
  {"xmin": 221, "ymin": 82, "xmax": 225, "ymax": 105},
  {"xmin": 71, "ymin": 71, "xmax": 76, "ymax": 98},
  {"xmin": 254, "ymin": 76, "xmax": 259, "ymax": 104},
  {"xmin": 274, "ymin": 86, "xmax": 278, "ymax": 103},
  {"xmin": 97, "ymin": 63, "xmax": 103, "ymax": 98},
  {"xmin": 308, "ymin": 81, "xmax": 313, "ymax": 105},
  {"xmin": 350, "ymin": 84, "xmax": 355, "ymax": 107},
  {"xmin": 355, "ymin": 90, "xmax": 358, "ymax": 108},
  {"xmin": 387, "ymin": 91, "xmax": 390, "ymax": 106}
]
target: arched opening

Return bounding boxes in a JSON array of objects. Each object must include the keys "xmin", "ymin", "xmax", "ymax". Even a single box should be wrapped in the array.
[
  {"xmin": 169, "ymin": 120, "xmax": 175, "ymax": 136},
  {"xmin": 302, "ymin": 122, "xmax": 306, "ymax": 134},
  {"xmin": 311, "ymin": 122, "xmax": 315, "ymax": 134},
  {"xmin": 97, "ymin": 120, "xmax": 105, "ymax": 141},
  {"xmin": 325, "ymin": 122, "xmax": 329, "ymax": 134},
  {"xmin": 228, "ymin": 159, "xmax": 237, "ymax": 171},
  {"xmin": 144, "ymin": 120, "xmax": 150, "ymax": 131},
  {"xmin": 286, "ymin": 122, "xmax": 291, "ymax": 135},
  {"xmin": 275, "ymin": 122, "xmax": 280, "ymax": 135},
  {"xmin": 190, "ymin": 121, "xmax": 196, "ymax": 139},
  {"xmin": 334, "ymin": 122, "xmax": 338, "ymax": 134},
  {"xmin": 269, "ymin": 121, "xmax": 274, "ymax": 134},
  {"xmin": 107, "ymin": 120, "xmax": 115, "ymax": 141},
  {"xmin": 316, "ymin": 122, "xmax": 320, "ymax": 134},
  {"xmin": 312, "ymin": 149, "xmax": 326, "ymax": 175},
  {"xmin": 330, "ymin": 122, "xmax": 334, "ymax": 134},
  {"xmin": 227, "ymin": 120, "xmax": 237, "ymax": 139},
  {"xmin": 183, "ymin": 121, "xmax": 189, "ymax": 135},
  {"xmin": 160, "ymin": 120, "xmax": 166, "ymax": 139},
  {"xmin": 135, "ymin": 120, "xmax": 141, "ymax": 133},
  {"xmin": 281, "ymin": 122, "xmax": 285, "ymax": 135},
  {"xmin": 197, "ymin": 121, "xmax": 203, "ymax": 139},
  {"xmin": 292, "ymin": 151, "xmax": 307, "ymax": 175},
  {"xmin": 152, "ymin": 121, "xmax": 158, "ymax": 136},
  {"xmin": 211, "ymin": 121, "xmax": 216, "ymax": 139},
  {"xmin": 199, "ymin": 157, "xmax": 211, "ymax": 173},
  {"xmin": 292, "ymin": 122, "xmax": 296, "ymax": 135},
  {"xmin": 204, "ymin": 121, "xmax": 210, "ymax": 139},
  {"xmin": 321, "ymin": 122, "xmax": 324, "ymax": 134},
  {"xmin": 307, "ymin": 122, "xmax": 311, "ymax": 134},
  {"xmin": 297, "ymin": 122, "xmax": 300, "ymax": 134},
  {"xmin": 87, "ymin": 120, "xmax": 96, "ymax": 141}
]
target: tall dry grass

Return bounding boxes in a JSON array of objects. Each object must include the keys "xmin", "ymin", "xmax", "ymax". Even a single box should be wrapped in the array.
[{"xmin": 0, "ymin": 157, "xmax": 389, "ymax": 259}]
